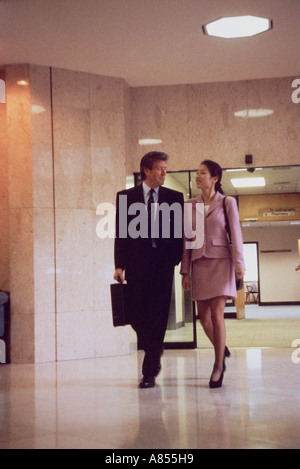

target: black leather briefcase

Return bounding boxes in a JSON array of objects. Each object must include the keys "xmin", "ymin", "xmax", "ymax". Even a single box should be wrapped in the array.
[{"xmin": 110, "ymin": 282, "xmax": 130, "ymax": 327}]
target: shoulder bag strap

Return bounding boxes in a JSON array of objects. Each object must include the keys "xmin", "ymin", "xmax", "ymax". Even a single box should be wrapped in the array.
[{"xmin": 223, "ymin": 196, "xmax": 232, "ymax": 244}]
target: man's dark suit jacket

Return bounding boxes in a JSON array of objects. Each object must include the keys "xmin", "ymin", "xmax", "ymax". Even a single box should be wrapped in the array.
[{"xmin": 114, "ymin": 183, "xmax": 184, "ymax": 275}]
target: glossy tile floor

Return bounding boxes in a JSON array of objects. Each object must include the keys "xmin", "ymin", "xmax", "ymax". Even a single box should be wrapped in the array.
[{"xmin": 1, "ymin": 346, "xmax": 300, "ymax": 449}]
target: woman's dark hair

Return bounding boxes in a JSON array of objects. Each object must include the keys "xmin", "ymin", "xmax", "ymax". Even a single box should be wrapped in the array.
[
  {"xmin": 140, "ymin": 151, "xmax": 169, "ymax": 180},
  {"xmin": 201, "ymin": 159, "xmax": 224, "ymax": 194}
]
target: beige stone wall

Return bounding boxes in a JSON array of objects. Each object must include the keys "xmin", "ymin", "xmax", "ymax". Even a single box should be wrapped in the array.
[{"xmin": 130, "ymin": 77, "xmax": 299, "ymax": 172}]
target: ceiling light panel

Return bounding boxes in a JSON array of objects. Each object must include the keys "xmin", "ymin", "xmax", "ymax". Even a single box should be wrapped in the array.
[
  {"xmin": 203, "ymin": 15, "xmax": 272, "ymax": 39},
  {"xmin": 231, "ymin": 177, "xmax": 266, "ymax": 188}
]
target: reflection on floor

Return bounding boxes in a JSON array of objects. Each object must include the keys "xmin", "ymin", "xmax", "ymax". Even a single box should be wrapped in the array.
[{"xmin": 0, "ymin": 344, "xmax": 300, "ymax": 449}]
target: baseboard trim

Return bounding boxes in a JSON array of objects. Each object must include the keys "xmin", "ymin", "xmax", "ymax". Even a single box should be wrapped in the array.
[{"xmin": 259, "ymin": 302, "xmax": 300, "ymax": 306}]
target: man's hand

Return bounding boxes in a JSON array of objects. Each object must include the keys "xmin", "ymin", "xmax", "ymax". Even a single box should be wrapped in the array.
[
  {"xmin": 114, "ymin": 268, "xmax": 125, "ymax": 283},
  {"xmin": 235, "ymin": 269, "xmax": 245, "ymax": 280}
]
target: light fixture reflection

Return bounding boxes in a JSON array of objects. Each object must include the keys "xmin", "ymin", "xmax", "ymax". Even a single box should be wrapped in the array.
[
  {"xmin": 234, "ymin": 109, "xmax": 274, "ymax": 118},
  {"xmin": 31, "ymin": 105, "xmax": 46, "ymax": 114},
  {"xmin": 17, "ymin": 80, "xmax": 29, "ymax": 86},
  {"xmin": 203, "ymin": 15, "xmax": 272, "ymax": 38},
  {"xmin": 246, "ymin": 349, "xmax": 262, "ymax": 370},
  {"xmin": 0, "ymin": 79, "xmax": 5, "ymax": 103},
  {"xmin": 139, "ymin": 139, "xmax": 163, "ymax": 145}
]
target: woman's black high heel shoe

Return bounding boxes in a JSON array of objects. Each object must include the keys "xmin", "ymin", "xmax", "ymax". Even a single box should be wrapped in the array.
[
  {"xmin": 209, "ymin": 371, "xmax": 224, "ymax": 389},
  {"xmin": 223, "ymin": 346, "xmax": 230, "ymax": 372},
  {"xmin": 210, "ymin": 347, "xmax": 229, "ymax": 388}
]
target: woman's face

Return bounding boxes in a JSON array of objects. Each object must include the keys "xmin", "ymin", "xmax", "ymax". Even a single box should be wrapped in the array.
[{"xmin": 195, "ymin": 164, "xmax": 218, "ymax": 191}]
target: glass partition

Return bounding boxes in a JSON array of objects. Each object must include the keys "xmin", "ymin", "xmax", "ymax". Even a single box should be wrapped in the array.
[
  {"xmin": 134, "ymin": 164, "xmax": 300, "ymax": 347},
  {"xmin": 163, "ymin": 172, "xmax": 196, "ymax": 349}
]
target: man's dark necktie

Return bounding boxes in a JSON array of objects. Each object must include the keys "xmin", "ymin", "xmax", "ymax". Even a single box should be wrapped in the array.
[{"xmin": 147, "ymin": 189, "xmax": 154, "ymax": 240}]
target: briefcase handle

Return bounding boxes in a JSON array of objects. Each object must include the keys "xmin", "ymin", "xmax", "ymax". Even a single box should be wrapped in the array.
[{"xmin": 116, "ymin": 276, "xmax": 127, "ymax": 284}]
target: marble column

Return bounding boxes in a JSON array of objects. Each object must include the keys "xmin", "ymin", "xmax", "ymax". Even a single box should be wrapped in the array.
[
  {"xmin": 4, "ymin": 64, "xmax": 135, "ymax": 363},
  {"xmin": 5, "ymin": 64, "xmax": 55, "ymax": 363}
]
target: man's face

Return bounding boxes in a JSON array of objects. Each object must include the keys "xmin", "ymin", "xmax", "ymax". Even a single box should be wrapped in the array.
[{"xmin": 144, "ymin": 160, "xmax": 167, "ymax": 188}]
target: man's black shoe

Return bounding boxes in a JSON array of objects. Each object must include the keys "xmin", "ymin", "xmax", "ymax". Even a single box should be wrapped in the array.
[{"xmin": 139, "ymin": 376, "xmax": 155, "ymax": 389}]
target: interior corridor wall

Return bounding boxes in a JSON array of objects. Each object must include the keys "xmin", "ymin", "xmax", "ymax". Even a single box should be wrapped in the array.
[{"xmin": 242, "ymin": 225, "xmax": 300, "ymax": 303}]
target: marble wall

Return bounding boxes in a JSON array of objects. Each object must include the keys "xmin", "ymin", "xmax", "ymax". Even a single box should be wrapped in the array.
[
  {"xmin": 130, "ymin": 77, "xmax": 300, "ymax": 171},
  {"xmin": 3, "ymin": 64, "xmax": 135, "ymax": 363},
  {"xmin": 51, "ymin": 69, "xmax": 134, "ymax": 361}
]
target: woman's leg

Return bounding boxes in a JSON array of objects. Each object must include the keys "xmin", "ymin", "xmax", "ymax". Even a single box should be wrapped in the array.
[
  {"xmin": 210, "ymin": 296, "xmax": 227, "ymax": 381},
  {"xmin": 197, "ymin": 300, "xmax": 214, "ymax": 345}
]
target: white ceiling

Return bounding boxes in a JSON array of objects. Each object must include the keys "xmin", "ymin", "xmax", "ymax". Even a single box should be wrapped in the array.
[{"xmin": 0, "ymin": 0, "xmax": 299, "ymax": 87}]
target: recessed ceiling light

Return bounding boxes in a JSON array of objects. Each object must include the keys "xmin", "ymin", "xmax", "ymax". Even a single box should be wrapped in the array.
[
  {"xmin": 203, "ymin": 15, "xmax": 272, "ymax": 39},
  {"xmin": 231, "ymin": 177, "xmax": 266, "ymax": 188}
]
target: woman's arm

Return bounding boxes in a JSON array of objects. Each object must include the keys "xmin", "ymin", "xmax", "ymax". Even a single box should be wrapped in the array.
[{"xmin": 226, "ymin": 197, "xmax": 245, "ymax": 276}]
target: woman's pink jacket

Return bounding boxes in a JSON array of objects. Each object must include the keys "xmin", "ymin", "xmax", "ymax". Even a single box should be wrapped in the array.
[{"xmin": 180, "ymin": 192, "xmax": 245, "ymax": 275}]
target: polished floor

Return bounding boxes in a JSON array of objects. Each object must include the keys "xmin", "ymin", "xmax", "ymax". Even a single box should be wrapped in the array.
[{"xmin": 1, "ymin": 345, "xmax": 300, "ymax": 449}]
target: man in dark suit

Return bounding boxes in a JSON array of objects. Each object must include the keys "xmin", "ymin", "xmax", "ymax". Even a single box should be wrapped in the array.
[{"xmin": 114, "ymin": 151, "xmax": 184, "ymax": 388}]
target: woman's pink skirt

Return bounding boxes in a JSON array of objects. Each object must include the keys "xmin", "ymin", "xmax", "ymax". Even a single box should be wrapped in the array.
[{"xmin": 192, "ymin": 256, "xmax": 236, "ymax": 301}]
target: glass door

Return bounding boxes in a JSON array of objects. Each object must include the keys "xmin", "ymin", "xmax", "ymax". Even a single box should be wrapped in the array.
[
  {"xmin": 243, "ymin": 242, "xmax": 260, "ymax": 306},
  {"xmin": 163, "ymin": 171, "xmax": 197, "ymax": 348}
]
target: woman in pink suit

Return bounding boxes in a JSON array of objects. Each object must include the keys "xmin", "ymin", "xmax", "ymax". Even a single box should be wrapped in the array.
[{"xmin": 181, "ymin": 160, "xmax": 245, "ymax": 388}]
